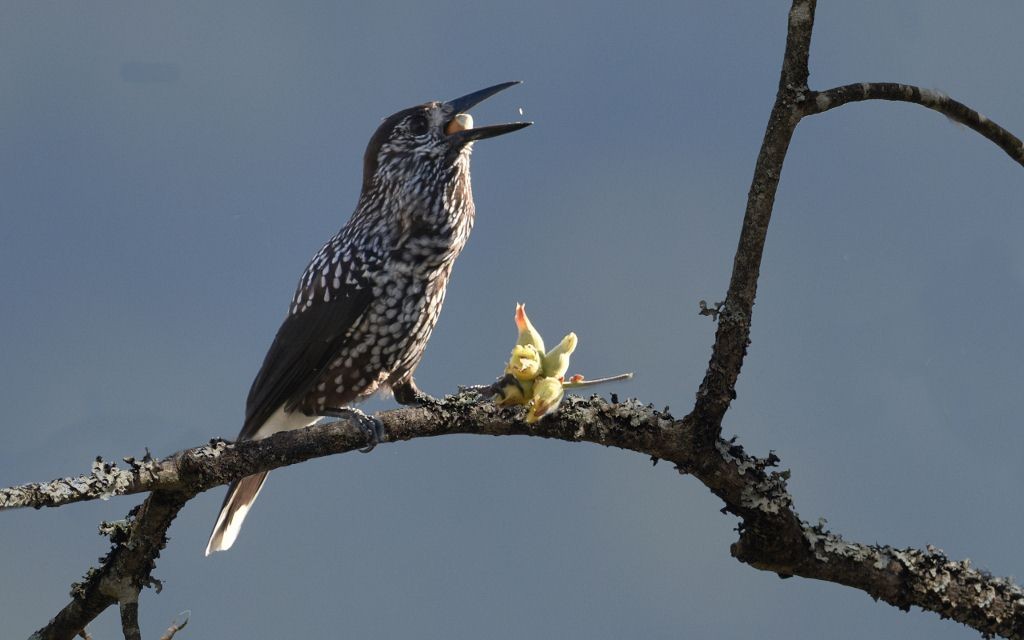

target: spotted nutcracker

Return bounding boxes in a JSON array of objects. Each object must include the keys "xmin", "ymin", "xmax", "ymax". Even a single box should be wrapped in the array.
[{"xmin": 206, "ymin": 82, "xmax": 530, "ymax": 554}]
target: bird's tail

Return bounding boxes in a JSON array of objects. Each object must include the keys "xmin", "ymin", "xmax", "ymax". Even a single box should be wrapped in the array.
[{"xmin": 205, "ymin": 471, "xmax": 269, "ymax": 555}]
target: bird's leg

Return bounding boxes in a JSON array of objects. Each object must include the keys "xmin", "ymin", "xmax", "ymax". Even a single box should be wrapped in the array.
[
  {"xmin": 392, "ymin": 378, "xmax": 440, "ymax": 407},
  {"xmin": 321, "ymin": 407, "xmax": 386, "ymax": 453}
]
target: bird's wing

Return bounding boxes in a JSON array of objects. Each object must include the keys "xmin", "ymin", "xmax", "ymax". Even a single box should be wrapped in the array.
[{"xmin": 239, "ymin": 266, "xmax": 374, "ymax": 440}]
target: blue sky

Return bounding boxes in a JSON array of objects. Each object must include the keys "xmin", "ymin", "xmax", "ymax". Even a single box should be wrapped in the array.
[{"xmin": 2, "ymin": 2, "xmax": 1023, "ymax": 638}]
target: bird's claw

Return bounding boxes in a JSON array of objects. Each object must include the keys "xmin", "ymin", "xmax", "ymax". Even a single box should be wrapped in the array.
[
  {"xmin": 325, "ymin": 407, "xmax": 386, "ymax": 453},
  {"xmin": 358, "ymin": 414, "xmax": 386, "ymax": 453}
]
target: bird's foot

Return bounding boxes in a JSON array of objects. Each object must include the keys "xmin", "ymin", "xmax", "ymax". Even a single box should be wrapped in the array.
[
  {"xmin": 392, "ymin": 379, "xmax": 441, "ymax": 408},
  {"xmin": 324, "ymin": 407, "xmax": 386, "ymax": 453}
]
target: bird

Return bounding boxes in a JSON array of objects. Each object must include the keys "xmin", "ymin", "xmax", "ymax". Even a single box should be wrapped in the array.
[{"xmin": 205, "ymin": 82, "xmax": 530, "ymax": 555}]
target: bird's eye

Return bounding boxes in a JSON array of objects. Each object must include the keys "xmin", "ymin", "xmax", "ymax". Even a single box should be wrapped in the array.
[{"xmin": 408, "ymin": 115, "xmax": 430, "ymax": 136}]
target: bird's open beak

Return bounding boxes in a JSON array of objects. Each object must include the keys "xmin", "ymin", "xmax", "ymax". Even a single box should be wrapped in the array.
[{"xmin": 445, "ymin": 81, "xmax": 532, "ymax": 142}]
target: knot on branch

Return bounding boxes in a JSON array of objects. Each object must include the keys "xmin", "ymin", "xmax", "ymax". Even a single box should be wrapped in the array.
[{"xmin": 730, "ymin": 514, "xmax": 806, "ymax": 576}]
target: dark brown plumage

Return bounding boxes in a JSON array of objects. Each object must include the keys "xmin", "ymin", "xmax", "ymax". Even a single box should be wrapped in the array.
[{"xmin": 206, "ymin": 82, "xmax": 529, "ymax": 554}]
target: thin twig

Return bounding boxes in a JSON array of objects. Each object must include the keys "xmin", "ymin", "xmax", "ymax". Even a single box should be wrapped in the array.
[
  {"xmin": 159, "ymin": 611, "xmax": 190, "ymax": 640},
  {"xmin": 562, "ymin": 372, "xmax": 633, "ymax": 388}
]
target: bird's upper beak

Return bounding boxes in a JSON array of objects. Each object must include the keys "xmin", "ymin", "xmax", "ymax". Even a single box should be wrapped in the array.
[{"xmin": 444, "ymin": 81, "xmax": 532, "ymax": 143}]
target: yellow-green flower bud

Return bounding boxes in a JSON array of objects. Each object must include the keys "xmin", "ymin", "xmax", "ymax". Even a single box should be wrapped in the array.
[
  {"xmin": 506, "ymin": 344, "xmax": 542, "ymax": 381},
  {"xmin": 526, "ymin": 376, "xmax": 565, "ymax": 423},
  {"xmin": 541, "ymin": 332, "xmax": 577, "ymax": 379},
  {"xmin": 515, "ymin": 303, "xmax": 545, "ymax": 354}
]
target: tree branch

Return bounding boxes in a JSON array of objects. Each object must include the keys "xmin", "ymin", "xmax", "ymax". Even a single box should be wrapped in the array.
[
  {"xmin": 688, "ymin": 0, "xmax": 816, "ymax": 441},
  {"xmin": 806, "ymin": 83, "xmax": 1024, "ymax": 168},
  {"xmin": 17, "ymin": 394, "xmax": 1024, "ymax": 639},
  {"xmin": 119, "ymin": 601, "xmax": 141, "ymax": 640},
  {"xmin": 8, "ymin": 396, "xmax": 686, "ymax": 514},
  {"xmin": 31, "ymin": 489, "xmax": 188, "ymax": 640},
  {"xmin": 2, "ymin": 423, "xmax": 373, "ymax": 511},
  {"xmin": 3, "ymin": 455, "xmax": 182, "ymax": 511}
]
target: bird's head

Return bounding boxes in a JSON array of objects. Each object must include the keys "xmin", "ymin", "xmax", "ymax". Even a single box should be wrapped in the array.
[{"xmin": 361, "ymin": 81, "xmax": 531, "ymax": 193}]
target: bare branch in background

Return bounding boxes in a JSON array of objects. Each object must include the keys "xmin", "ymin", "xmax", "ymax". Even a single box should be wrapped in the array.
[
  {"xmin": 807, "ymin": 82, "xmax": 1024, "ymax": 167},
  {"xmin": 688, "ymin": 0, "xmax": 816, "ymax": 442}
]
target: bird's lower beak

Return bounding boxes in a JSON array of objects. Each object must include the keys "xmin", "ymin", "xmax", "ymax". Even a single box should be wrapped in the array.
[{"xmin": 444, "ymin": 81, "xmax": 532, "ymax": 142}]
